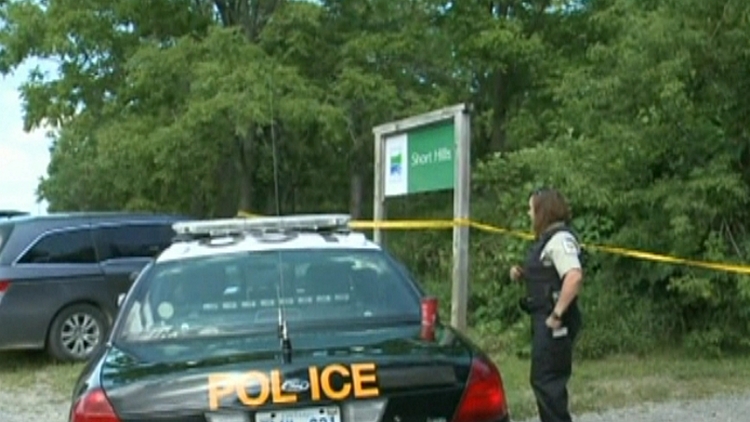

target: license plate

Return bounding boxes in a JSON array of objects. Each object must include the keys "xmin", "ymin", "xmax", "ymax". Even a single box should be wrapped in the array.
[{"xmin": 256, "ymin": 406, "xmax": 340, "ymax": 422}]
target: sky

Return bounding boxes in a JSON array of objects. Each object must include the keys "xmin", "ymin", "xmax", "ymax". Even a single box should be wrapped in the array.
[{"xmin": 0, "ymin": 59, "xmax": 55, "ymax": 215}]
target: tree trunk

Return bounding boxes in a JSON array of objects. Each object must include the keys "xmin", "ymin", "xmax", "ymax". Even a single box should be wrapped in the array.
[
  {"xmin": 236, "ymin": 129, "xmax": 256, "ymax": 214},
  {"xmin": 349, "ymin": 169, "xmax": 363, "ymax": 219},
  {"xmin": 215, "ymin": 149, "xmax": 240, "ymax": 217},
  {"xmin": 490, "ymin": 67, "xmax": 509, "ymax": 152}
]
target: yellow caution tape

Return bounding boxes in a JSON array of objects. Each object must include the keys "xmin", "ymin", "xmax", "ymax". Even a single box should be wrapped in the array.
[
  {"xmin": 237, "ymin": 211, "xmax": 264, "ymax": 218},
  {"xmin": 349, "ymin": 219, "xmax": 458, "ymax": 230},
  {"xmin": 234, "ymin": 211, "xmax": 750, "ymax": 275},
  {"xmin": 580, "ymin": 244, "xmax": 750, "ymax": 275}
]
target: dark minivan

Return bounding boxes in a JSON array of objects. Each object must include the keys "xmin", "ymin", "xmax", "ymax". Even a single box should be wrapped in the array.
[{"xmin": 0, "ymin": 212, "xmax": 187, "ymax": 362}]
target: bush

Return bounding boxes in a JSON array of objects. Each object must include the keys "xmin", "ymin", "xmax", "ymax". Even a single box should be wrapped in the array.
[{"xmin": 385, "ymin": 197, "xmax": 750, "ymax": 362}]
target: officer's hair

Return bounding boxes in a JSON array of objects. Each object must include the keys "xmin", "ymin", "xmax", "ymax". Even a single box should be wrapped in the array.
[{"xmin": 530, "ymin": 188, "xmax": 571, "ymax": 236}]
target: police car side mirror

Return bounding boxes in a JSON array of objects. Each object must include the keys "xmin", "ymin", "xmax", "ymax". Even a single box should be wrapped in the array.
[{"xmin": 117, "ymin": 293, "xmax": 126, "ymax": 308}]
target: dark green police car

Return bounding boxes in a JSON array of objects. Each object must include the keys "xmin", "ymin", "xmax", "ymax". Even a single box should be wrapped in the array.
[{"xmin": 68, "ymin": 214, "xmax": 510, "ymax": 422}]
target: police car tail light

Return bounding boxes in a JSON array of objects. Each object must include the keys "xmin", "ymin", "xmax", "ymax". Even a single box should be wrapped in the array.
[
  {"xmin": 452, "ymin": 356, "xmax": 508, "ymax": 422},
  {"xmin": 71, "ymin": 388, "xmax": 121, "ymax": 422}
]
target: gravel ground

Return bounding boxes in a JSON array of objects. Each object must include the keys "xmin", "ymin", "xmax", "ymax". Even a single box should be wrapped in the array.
[
  {"xmin": 1, "ymin": 386, "xmax": 748, "ymax": 422},
  {"xmin": 515, "ymin": 393, "xmax": 750, "ymax": 422},
  {"xmin": 0, "ymin": 384, "xmax": 70, "ymax": 422}
]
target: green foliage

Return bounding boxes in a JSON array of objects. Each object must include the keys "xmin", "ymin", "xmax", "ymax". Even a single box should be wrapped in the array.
[{"xmin": 4, "ymin": 0, "xmax": 750, "ymax": 360}]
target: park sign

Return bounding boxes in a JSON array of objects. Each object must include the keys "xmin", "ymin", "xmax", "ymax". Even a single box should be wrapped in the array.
[
  {"xmin": 372, "ymin": 103, "xmax": 471, "ymax": 332},
  {"xmin": 384, "ymin": 119, "xmax": 454, "ymax": 197}
]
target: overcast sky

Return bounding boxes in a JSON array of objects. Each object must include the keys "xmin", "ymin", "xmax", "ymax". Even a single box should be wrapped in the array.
[{"xmin": 0, "ymin": 59, "xmax": 54, "ymax": 215}]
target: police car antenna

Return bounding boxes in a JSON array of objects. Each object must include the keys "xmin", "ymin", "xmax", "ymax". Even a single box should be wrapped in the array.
[
  {"xmin": 268, "ymin": 75, "xmax": 291, "ymax": 363},
  {"xmin": 276, "ymin": 274, "xmax": 292, "ymax": 364}
]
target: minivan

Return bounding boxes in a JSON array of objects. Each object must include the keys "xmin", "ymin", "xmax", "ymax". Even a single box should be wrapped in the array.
[{"xmin": 0, "ymin": 212, "xmax": 188, "ymax": 362}]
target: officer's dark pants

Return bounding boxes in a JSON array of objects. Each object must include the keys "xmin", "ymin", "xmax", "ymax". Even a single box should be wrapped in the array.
[{"xmin": 530, "ymin": 313, "xmax": 580, "ymax": 422}]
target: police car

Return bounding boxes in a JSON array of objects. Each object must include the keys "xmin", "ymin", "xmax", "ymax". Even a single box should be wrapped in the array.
[{"xmin": 68, "ymin": 214, "xmax": 510, "ymax": 422}]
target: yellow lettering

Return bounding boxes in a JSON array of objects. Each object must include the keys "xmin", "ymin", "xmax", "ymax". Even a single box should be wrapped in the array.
[
  {"xmin": 236, "ymin": 371, "xmax": 270, "ymax": 407},
  {"xmin": 321, "ymin": 364, "xmax": 351, "ymax": 400},
  {"xmin": 351, "ymin": 363, "xmax": 379, "ymax": 398},
  {"xmin": 208, "ymin": 373, "xmax": 235, "ymax": 411},
  {"xmin": 271, "ymin": 370, "xmax": 297, "ymax": 404},
  {"xmin": 209, "ymin": 363, "xmax": 380, "ymax": 409},
  {"xmin": 309, "ymin": 366, "xmax": 321, "ymax": 400}
]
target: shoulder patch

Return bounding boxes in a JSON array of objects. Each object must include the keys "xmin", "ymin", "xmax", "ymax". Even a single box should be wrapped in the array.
[{"xmin": 561, "ymin": 233, "xmax": 580, "ymax": 255}]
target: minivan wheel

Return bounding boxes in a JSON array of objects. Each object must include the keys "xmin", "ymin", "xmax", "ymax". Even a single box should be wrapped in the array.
[{"xmin": 47, "ymin": 304, "xmax": 108, "ymax": 362}]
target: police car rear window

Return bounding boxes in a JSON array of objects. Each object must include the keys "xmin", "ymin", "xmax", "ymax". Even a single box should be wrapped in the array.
[{"xmin": 117, "ymin": 248, "xmax": 421, "ymax": 343}]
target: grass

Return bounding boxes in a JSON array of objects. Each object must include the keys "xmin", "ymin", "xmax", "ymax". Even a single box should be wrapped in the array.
[
  {"xmin": 0, "ymin": 351, "xmax": 84, "ymax": 398},
  {"xmin": 491, "ymin": 350, "xmax": 750, "ymax": 420},
  {"xmin": 3, "ymin": 348, "xmax": 750, "ymax": 420}
]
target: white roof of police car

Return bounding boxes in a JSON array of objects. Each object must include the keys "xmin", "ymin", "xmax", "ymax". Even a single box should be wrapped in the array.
[{"xmin": 156, "ymin": 230, "xmax": 378, "ymax": 263}]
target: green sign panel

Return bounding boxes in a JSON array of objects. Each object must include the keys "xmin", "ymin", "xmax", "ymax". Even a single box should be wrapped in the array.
[{"xmin": 384, "ymin": 119, "xmax": 455, "ymax": 197}]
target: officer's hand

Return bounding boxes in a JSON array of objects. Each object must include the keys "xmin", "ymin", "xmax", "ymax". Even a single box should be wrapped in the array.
[
  {"xmin": 546, "ymin": 314, "xmax": 562, "ymax": 330},
  {"xmin": 509, "ymin": 265, "xmax": 524, "ymax": 281}
]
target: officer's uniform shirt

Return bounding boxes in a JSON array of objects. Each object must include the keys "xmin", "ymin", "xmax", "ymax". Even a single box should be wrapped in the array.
[
  {"xmin": 523, "ymin": 222, "xmax": 583, "ymax": 316},
  {"xmin": 540, "ymin": 228, "xmax": 582, "ymax": 279}
]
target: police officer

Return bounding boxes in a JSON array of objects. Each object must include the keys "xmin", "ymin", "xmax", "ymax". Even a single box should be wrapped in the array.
[{"xmin": 509, "ymin": 188, "xmax": 584, "ymax": 422}]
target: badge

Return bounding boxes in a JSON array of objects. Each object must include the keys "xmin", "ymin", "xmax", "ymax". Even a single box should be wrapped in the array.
[{"xmin": 562, "ymin": 235, "xmax": 579, "ymax": 255}]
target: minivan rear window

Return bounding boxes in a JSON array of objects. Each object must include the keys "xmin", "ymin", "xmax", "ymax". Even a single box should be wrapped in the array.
[{"xmin": 0, "ymin": 223, "xmax": 14, "ymax": 255}]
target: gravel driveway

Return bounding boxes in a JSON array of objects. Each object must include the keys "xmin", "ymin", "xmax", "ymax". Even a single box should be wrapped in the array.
[
  {"xmin": 0, "ymin": 383, "xmax": 70, "ymax": 422},
  {"xmin": 1, "ymin": 384, "xmax": 748, "ymax": 422},
  {"xmin": 518, "ymin": 393, "xmax": 750, "ymax": 422}
]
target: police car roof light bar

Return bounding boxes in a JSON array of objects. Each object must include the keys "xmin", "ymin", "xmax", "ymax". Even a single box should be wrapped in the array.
[{"xmin": 172, "ymin": 214, "xmax": 352, "ymax": 237}]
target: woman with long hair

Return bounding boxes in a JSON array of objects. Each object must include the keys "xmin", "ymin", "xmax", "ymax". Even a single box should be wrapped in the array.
[{"xmin": 509, "ymin": 188, "xmax": 584, "ymax": 422}]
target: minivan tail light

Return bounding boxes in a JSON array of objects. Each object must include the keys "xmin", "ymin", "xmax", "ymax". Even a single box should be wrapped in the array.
[
  {"xmin": 0, "ymin": 280, "xmax": 10, "ymax": 304},
  {"xmin": 452, "ymin": 356, "xmax": 509, "ymax": 422},
  {"xmin": 70, "ymin": 388, "xmax": 121, "ymax": 422}
]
